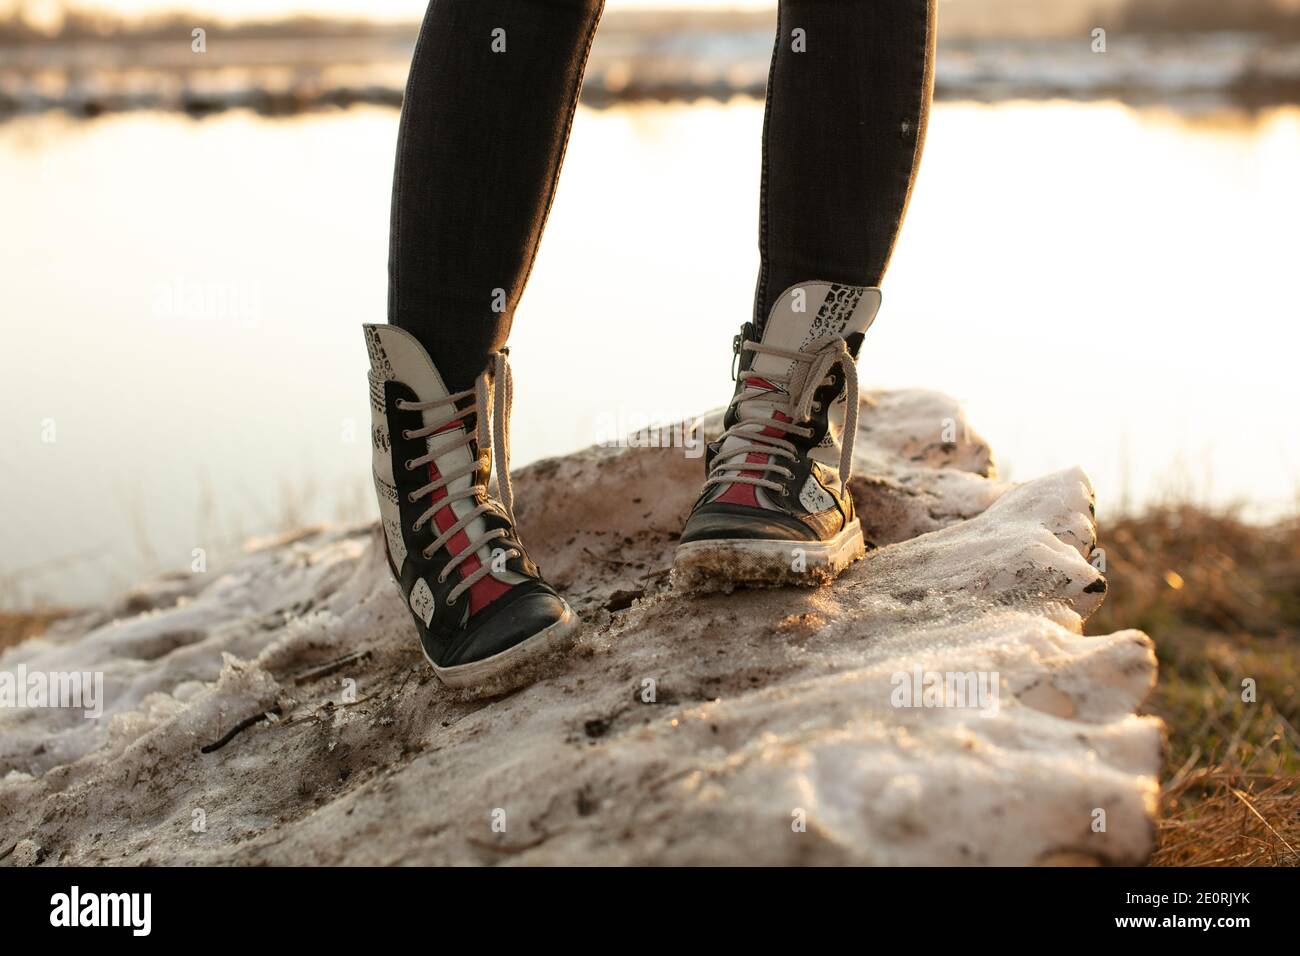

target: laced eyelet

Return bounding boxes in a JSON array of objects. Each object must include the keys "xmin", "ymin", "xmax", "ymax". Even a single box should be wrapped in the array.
[
  {"xmin": 404, "ymin": 459, "xmax": 415, "ymax": 471},
  {"xmin": 446, "ymin": 596, "xmax": 457, "ymax": 607},
  {"xmin": 436, "ymin": 572, "xmax": 447, "ymax": 584},
  {"xmin": 421, "ymin": 548, "xmax": 433, "ymax": 559},
  {"xmin": 407, "ymin": 492, "xmax": 417, "ymax": 503},
  {"xmin": 401, "ymin": 429, "xmax": 412, "ymax": 439}
]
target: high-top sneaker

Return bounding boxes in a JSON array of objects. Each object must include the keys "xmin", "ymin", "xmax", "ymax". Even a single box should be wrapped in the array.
[
  {"xmin": 674, "ymin": 282, "xmax": 882, "ymax": 589},
  {"xmin": 363, "ymin": 325, "xmax": 577, "ymax": 690}
]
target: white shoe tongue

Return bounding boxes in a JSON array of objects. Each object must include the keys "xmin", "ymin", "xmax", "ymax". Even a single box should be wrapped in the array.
[{"xmin": 749, "ymin": 282, "xmax": 882, "ymax": 384}]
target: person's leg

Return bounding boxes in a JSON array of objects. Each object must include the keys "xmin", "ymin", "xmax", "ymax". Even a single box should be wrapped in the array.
[
  {"xmin": 755, "ymin": 0, "xmax": 937, "ymax": 331},
  {"xmin": 676, "ymin": 0, "xmax": 937, "ymax": 589},
  {"xmin": 388, "ymin": 0, "xmax": 604, "ymax": 392},
  {"xmin": 368, "ymin": 0, "xmax": 603, "ymax": 693}
]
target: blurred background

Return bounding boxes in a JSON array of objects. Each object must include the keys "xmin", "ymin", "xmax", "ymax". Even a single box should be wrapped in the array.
[{"xmin": 1, "ymin": 0, "xmax": 1298, "ymax": 607}]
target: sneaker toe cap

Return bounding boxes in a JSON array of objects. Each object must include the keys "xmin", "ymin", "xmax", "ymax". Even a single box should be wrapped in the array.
[
  {"xmin": 445, "ymin": 590, "xmax": 571, "ymax": 668},
  {"xmin": 680, "ymin": 506, "xmax": 817, "ymax": 544}
]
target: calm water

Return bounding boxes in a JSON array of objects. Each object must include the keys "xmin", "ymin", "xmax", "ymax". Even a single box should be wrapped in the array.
[{"xmin": 2, "ymin": 100, "xmax": 1298, "ymax": 606}]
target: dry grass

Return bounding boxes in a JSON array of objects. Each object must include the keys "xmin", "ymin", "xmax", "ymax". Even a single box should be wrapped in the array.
[
  {"xmin": 1089, "ymin": 504, "xmax": 1300, "ymax": 866},
  {"xmin": 0, "ymin": 610, "xmax": 73, "ymax": 653}
]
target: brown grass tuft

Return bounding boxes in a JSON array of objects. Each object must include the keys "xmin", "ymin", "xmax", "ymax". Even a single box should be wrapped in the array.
[
  {"xmin": 0, "ymin": 610, "xmax": 73, "ymax": 653},
  {"xmin": 1090, "ymin": 503, "xmax": 1300, "ymax": 866}
]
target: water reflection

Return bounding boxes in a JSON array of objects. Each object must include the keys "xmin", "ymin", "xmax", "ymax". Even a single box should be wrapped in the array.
[{"xmin": 1, "ymin": 99, "xmax": 1297, "ymax": 605}]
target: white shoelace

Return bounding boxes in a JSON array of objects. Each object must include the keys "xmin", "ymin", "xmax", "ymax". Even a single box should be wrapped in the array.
[
  {"xmin": 705, "ymin": 335, "xmax": 859, "ymax": 494},
  {"xmin": 395, "ymin": 351, "xmax": 518, "ymax": 607}
]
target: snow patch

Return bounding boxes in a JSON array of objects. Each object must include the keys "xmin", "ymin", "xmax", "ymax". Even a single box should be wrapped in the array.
[{"xmin": 0, "ymin": 390, "xmax": 1159, "ymax": 865}]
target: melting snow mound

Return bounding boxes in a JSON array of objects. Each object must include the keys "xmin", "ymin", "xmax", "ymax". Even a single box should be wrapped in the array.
[{"xmin": 0, "ymin": 390, "xmax": 1161, "ymax": 865}]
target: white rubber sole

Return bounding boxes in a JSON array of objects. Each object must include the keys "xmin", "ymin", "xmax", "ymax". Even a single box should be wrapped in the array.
[
  {"xmin": 673, "ymin": 519, "xmax": 866, "ymax": 591},
  {"xmin": 423, "ymin": 604, "xmax": 580, "ymax": 692}
]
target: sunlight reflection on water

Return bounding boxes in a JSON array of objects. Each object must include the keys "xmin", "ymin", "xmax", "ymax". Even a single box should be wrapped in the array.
[{"xmin": 2, "ymin": 99, "xmax": 1297, "ymax": 604}]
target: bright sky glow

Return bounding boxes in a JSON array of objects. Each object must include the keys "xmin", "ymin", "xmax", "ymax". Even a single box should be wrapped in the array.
[{"xmin": 8, "ymin": 0, "xmax": 776, "ymax": 26}]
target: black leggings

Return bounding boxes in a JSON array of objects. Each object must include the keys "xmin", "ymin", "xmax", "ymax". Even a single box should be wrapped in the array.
[{"xmin": 388, "ymin": 0, "xmax": 936, "ymax": 392}]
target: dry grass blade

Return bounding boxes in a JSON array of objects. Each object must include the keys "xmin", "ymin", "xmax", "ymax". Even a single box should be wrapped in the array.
[{"xmin": 1230, "ymin": 787, "xmax": 1299, "ymax": 863}]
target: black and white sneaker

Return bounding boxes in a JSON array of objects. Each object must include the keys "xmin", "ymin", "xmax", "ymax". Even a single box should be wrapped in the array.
[
  {"xmin": 363, "ymin": 325, "xmax": 577, "ymax": 691},
  {"xmin": 674, "ymin": 282, "xmax": 881, "ymax": 589}
]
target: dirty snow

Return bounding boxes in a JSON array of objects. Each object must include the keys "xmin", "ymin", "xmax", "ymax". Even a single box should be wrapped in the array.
[{"xmin": 0, "ymin": 390, "xmax": 1160, "ymax": 865}]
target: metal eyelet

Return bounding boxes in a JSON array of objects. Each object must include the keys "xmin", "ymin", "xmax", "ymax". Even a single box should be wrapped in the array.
[
  {"xmin": 812, "ymin": 402, "xmax": 822, "ymax": 413},
  {"xmin": 401, "ymin": 429, "xmax": 412, "ymax": 439},
  {"xmin": 404, "ymin": 459, "xmax": 415, "ymax": 471}
]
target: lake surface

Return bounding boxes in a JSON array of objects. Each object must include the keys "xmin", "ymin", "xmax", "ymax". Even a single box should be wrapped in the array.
[{"xmin": 2, "ymin": 99, "xmax": 1298, "ymax": 605}]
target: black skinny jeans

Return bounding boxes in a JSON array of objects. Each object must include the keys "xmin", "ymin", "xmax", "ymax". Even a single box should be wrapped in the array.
[{"xmin": 389, "ymin": 0, "xmax": 936, "ymax": 392}]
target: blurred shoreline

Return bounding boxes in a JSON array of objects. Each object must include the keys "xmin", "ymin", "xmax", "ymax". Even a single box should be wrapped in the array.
[{"xmin": 3, "ymin": 11, "xmax": 1300, "ymax": 121}]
